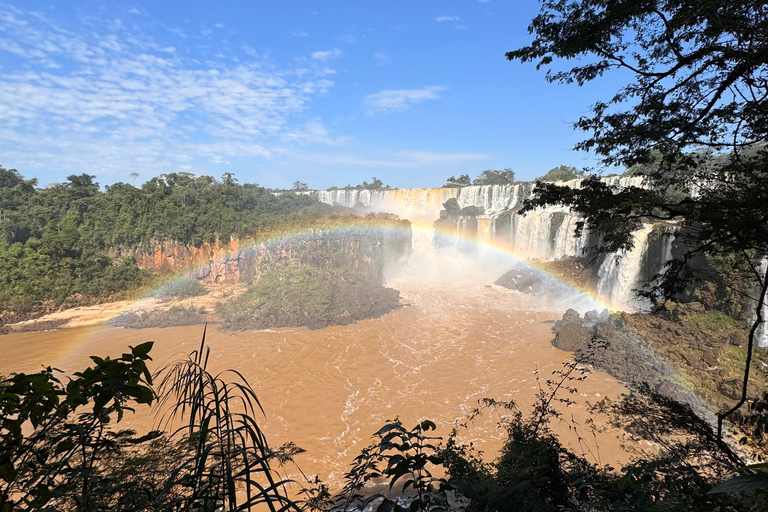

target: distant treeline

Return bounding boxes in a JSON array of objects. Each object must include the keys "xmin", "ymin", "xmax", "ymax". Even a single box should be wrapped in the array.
[{"xmin": 0, "ymin": 168, "xmax": 321, "ymax": 314}]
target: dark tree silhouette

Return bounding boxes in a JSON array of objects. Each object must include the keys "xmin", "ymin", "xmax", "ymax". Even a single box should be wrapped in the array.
[{"xmin": 508, "ymin": 0, "xmax": 768, "ymax": 439}]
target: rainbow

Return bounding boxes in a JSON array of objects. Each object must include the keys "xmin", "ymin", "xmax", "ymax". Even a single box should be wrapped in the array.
[
  {"xmin": 40, "ymin": 216, "xmax": 620, "ymax": 368},
  {"xmin": 122, "ymin": 216, "xmax": 617, "ymax": 317}
]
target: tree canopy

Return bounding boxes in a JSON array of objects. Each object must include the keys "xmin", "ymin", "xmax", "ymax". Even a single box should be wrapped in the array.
[
  {"xmin": 0, "ymin": 169, "xmax": 320, "ymax": 314},
  {"xmin": 538, "ymin": 165, "xmax": 584, "ymax": 182},
  {"xmin": 472, "ymin": 168, "xmax": 515, "ymax": 186},
  {"xmin": 509, "ymin": 0, "xmax": 768, "ymax": 438}
]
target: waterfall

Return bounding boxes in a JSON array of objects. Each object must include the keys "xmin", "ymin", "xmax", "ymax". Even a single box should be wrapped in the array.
[
  {"xmin": 757, "ymin": 258, "xmax": 768, "ymax": 348},
  {"xmin": 307, "ymin": 176, "xmax": 663, "ymax": 312},
  {"xmin": 595, "ymin": 225, "xmax": 655, "ymax": 310}
]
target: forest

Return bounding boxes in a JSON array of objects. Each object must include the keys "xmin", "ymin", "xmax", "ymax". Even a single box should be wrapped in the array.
[{"xmin": 0, "ymin": 169, "xmax": 320, "ymax": 316}]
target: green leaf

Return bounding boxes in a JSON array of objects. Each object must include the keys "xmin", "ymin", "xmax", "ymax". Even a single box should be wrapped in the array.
[
  {"xmin": 131, "ymin": 341, "xmax": 154, "ymax": 358},
  {"xmin": 54, "ymin": 439, "xmax": 74, "ymax": 455},
  {"xmin": 710, "ymin": 473, "xmax": 768, "ymax": 494}
]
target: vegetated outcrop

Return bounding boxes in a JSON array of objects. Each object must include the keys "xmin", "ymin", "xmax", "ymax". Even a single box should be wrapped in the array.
[
  {"xmin": 216, "ymin": 265, "xmax": 402, "ymax": 330},
  {"xmin": 110, "ymin": 305, "xmax": 209, "ymax": 329},
  {"xmin": 119, "ymin": 214, "xmax": 411, "ymax": 286},
  {"xmin": 198, "ymin": 214, "xmax": 411, "ymax": 330},
  {"xmin": 552, "ymin": 304, "xmax": 768, "ymax": 415}
]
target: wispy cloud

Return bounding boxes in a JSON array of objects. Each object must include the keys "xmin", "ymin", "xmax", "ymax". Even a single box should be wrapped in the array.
[
  {"xmin": 308, "ymin": 151, "xmax": 488, "ymax": 168},
  {"xmin": 291, "ymin": 31, "xmax": 309, "ymax": 37},
  {"xmin": 364, "ymin": 86, "xmax": 446, "ymax": 115},
  {"xmin": 0, "ymin": 6, "xmax": 342, "ymax": 177},
  {"xmin": 435, "ymin": 16, "xmax": 460, "ymax": 22},
  {"xmin": 374, "ymin": 51, "xmax": 390, "ymax": 66},
  {"xmin": 311, "ymin": 48, "xmax": 342, "ymax": 61},
  {"xmin": 338, "ymin": 34, "xmax": 355, "ymax": 44}
]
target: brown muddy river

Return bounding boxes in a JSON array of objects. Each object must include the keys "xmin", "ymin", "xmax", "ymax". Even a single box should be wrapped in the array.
[{"xmin": 0, "ymin": 256, "xmax": 630, "ymax": 485}]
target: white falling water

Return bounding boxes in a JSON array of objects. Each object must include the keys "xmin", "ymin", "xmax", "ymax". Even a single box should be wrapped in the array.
[
  {"xmin": 308, "ymin": 176, "xmax": 658, "ymax": 312},
  {"xmin": 757, "ymin": 258, "xmax": 768, "ymax": 348},
  {"xmin": 596, "ymin": 225, "xmax": 655, "ymax": 310}
]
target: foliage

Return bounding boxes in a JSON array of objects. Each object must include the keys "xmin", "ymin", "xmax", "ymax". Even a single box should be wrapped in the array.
[
  {"xmin": 509, "ymin": 0, "xmax": 768, "ymax": 441},
  {"xmin": 110, "ymin": 304, "xmax": 208, "ymax": 329},
  {"xmin": 471, "ymin": 169, "xmax": 515, "ymax": 186},
  {"xmin": 537, "ymin": 165, "xmax": 583, "ymax": 182},
  {"xmin": 0, "ymin": 332, "xmax": 307, "ymax": 511},
  {"xmin": 151, "ymin": 278, "xmax": 209, "ymax": 299},
  {"xmin": 328, "ymin": 177, "xmax": 392, "ymax": 191},
  {"xmin": 216, "ymin": 264, "xmax": 400, "ymax": 330},
  {"xmin": 327, "ymin": 419, "xmax": 468, "ymax": 512},
  {"xmin": 443, "ymin": 175, "xmax": 471, "ymax": 188},
  {"xmin": 0, "ymin": 342, "xmax": 157, "ymax": 510},
  {"xmin": 0, "ymin": 169, "xmax": 321, "ymax": 314},
  {"xmin": 154, "ymin": 328, "xmax": 300, "ymax": 511}
]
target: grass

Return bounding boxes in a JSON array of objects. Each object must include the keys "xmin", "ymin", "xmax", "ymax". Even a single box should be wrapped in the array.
[{"xmin": 683, "ymin": 310, "xmax": 737, "ymax": 332}]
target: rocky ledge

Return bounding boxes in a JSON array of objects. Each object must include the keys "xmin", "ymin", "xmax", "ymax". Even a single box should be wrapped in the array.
[{"xmin": 552, "ymin": 303, "xmax": 768, "ymax": 414}]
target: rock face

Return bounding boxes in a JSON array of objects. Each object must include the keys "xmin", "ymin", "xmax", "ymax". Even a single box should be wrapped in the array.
[
  {"xmin": 113, "ymin": 216, "xmax": 412, "ymax": 287},
  {"xmin": 552, "ymin": 304, "xmax": 767, "ymax": 416}
]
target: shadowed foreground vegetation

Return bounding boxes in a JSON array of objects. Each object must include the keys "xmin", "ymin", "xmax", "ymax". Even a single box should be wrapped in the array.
[{"xmin": 2, "ymin": 335, "xmax": 767, "ymax": 511}]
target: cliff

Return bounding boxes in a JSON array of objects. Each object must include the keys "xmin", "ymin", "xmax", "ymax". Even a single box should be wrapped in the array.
[{"xmin": 114, "ymin": 214, "xmax": 412, "ymax": 287}]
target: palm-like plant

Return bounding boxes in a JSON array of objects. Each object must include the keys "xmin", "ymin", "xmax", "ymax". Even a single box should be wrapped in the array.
[{"xmin": 155, "ymin": 325, "xmax": 301, "ymax": 511}]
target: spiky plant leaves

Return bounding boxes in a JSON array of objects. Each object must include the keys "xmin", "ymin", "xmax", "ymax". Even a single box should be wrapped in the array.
[{"xmin": 154, "ymin": 325, "xmax": 301, "ymax": 511}]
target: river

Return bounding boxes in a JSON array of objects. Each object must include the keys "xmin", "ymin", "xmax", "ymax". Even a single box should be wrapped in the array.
[{"xmin": 0, "ymin": 254, "xmax": 629, "ymax": 485}]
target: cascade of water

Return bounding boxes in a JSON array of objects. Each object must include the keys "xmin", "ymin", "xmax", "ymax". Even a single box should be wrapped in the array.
[
  {"xmin": 308, "ymin": 177, "xmax": 664, "ymax": 312},
  {"xmin": 596, "ymin": 225, "xmax": 655, "ymax": 310},
  {"xmin": 757, "ymin": 258, "xmax": 768, "ymax": 349}
]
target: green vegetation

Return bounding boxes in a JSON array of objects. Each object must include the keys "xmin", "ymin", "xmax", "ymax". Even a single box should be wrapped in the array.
[
  {"xmin": 509, "ymin": 0, "xmax": 768, "ymax": 441},
  {"xmin": 536, "ymin": 165, "xmax": 584, "ymax": 182},
  {"xmin": 150, "ymin": 278, "xmax": 209, "ymax": 299},
  {"xmin": 443, "ymin": 169, "xmax": 515, "ymax": 187},
  {"xmin": 2, "ymin": 339, "xmax": 768, "ymax": 511},
  {"xmin": 0, "ymin": 168, "xmax": 320, "ymax": 315},
  {"xmin": 110, "ymin": 304, "xmax": 208, "ymax": 329},
  {"xmin": 683, "ymin": 310, "xmax": 737, "ymax": 333},
  {"xmin": 328, "ymin": 177, "xmax": 392, "ymax": 191},
  {"xmin": 216, "ymin": 264, "xmax": 400, "ymax": 330}
]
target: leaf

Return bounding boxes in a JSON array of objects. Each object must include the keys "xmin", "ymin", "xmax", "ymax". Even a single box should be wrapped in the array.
[
  {"xmin": 710, "ymin": 474, "xmax": 768, "ymax": 494},
  {"xmin": 54, "ymin": 439, "xmax": 74, "ymax": 455},
  {"xmin": 446, "ymin": 479, "xmax": 474, "ymax": 498},
  {"xmin": 377, "ymin": 498, "xmax": 396, "ymax": 512},
  {"xmin": 131, "ymin": 341, "xmax": 154, "ymax": 358}
]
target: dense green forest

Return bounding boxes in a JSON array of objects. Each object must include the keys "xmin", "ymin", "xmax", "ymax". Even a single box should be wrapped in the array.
[{"xmin": 0, "ymin": 167, "xmax": 320, "ymax": 315}]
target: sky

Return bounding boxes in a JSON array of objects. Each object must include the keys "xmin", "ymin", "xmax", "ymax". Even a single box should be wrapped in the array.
[{"xmin": 0, "ymin": 1, "xmax": 625, "ymax": 189}]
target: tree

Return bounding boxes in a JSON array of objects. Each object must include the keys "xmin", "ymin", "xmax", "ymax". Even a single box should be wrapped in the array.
[
  {"xmin": 508, "ymin": 0, "xmax": 768, "ymax": 439},
  {"xmin": 292, "ymin": 180, "xmax": 309, "ymax": 191},
  {"xmin": 472, "ymin": 169, "xmax": 515, "ymax": 186},
  {"xmin": 443, "ymin": 174, "xmax": 472, "ymax": 187},
  {"xmin": 538, "ymin": 165, "xmax": 583, "ymax": 182}
]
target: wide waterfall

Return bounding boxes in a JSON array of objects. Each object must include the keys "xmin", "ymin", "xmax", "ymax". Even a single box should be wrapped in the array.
[{"xmin": 308, "ymin": 176, "xmax": 670, "ymax": 313}]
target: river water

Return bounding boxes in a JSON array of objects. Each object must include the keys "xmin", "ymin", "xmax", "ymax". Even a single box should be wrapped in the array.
[{"xmin": 0, "ymin": 254, "xmax": 629, "ymax": 485}]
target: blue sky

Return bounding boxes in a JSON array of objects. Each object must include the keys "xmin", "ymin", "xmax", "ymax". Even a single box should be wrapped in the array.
[{"xmin": 0, "ymin": 1, "xmax": 622, "ymax": 189}]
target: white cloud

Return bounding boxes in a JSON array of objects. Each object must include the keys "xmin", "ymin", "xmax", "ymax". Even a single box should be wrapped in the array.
[
  {"xmin": 0, "ymin": 7, "xmax": 344, "ymax": 176},
  {"xmin": 311, "ymin": 48, "xmax": 342, "ymax": 61},
  {"xmin": 282, "ymin": 120, "xmax": 351, "ymax": 145},
  {"xmin": 436, "ymin": 16, "xmax": 460, "ymax": 22},
  {"xmin": 374, "ymin": 52, "xmax": 390, "ymax": 66},
  {"xmin": 364, "ymin": 86, "xmax": 446, "ymax": 115},
  {"xmin": 338, "ymin": 34, "xmax": 355, "ymax": 44},
  {"xmin": 291, "ymin": 31, "xmax": 309, "ymax": 37},
  {"xmin": 308, "ymin": 151, "xmax": 488, "ymax": 168}
]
